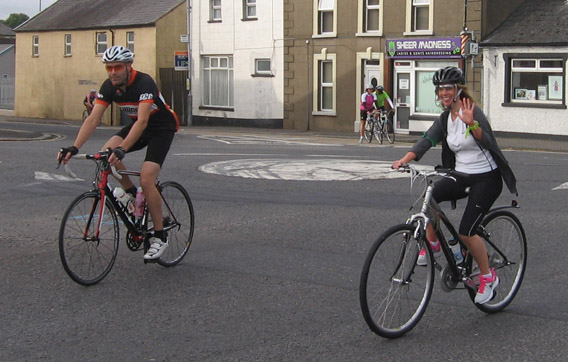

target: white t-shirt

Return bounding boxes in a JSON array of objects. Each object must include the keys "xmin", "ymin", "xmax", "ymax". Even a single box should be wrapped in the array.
[{"xmin": 446, "ymin": 110, "xmax": 497, "ymax": 174}]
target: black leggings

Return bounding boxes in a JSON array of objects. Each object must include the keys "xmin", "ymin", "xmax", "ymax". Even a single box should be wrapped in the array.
[{"xmin": 432, "ymin": 169, "xmax": 503, "ymax": 236}]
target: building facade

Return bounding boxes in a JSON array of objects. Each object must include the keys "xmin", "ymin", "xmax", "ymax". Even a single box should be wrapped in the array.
[
  {"xmin": 482, "ymin": 0, "xmax": 568, "ymax": 137},
  {"xmin": 189, "ymin": 0, "xmax": 284, "ymax": 128},
  {"xmin": 283, "ymin": 0, "xmax": 525, "ymax": 134},
  {"xmin": 14, "ymin": 0, "xmax": 187, "ymax": 125}
]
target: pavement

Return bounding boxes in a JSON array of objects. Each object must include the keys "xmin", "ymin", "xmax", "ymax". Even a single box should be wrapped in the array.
[{"xmin": 1, "ymin": 108, "xmax": 567, "ymax": 152}]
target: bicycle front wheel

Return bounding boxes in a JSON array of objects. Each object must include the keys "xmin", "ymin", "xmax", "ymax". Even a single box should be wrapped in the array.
[
  {"xmin": 373, "ymin": 122, "xmax": 383, "ymax": 144},
  {"xmin": 155, "ymin": 181, "xmax": 195, "ymax": 267},
  {"xmin": 59, "ymin": 192, "xmax": 119, "ymax": 286},
  {"xmin": 359, "ymin": 224, "xmax": 434, "ymax": 338},
  {"xmin": 364, "ymin": 120, "xmax": 373, "ymax": 143},
  {"xmin": 385, "ymin": 119, "xmax": 395, "ymax": 144},
  {"xmin": 469, "ymin": 210, "xmax": 527, "ymax": 312}
]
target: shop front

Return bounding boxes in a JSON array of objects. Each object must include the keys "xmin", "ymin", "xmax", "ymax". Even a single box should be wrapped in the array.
[{"xmin": 387, "ymin": 37, "xmax": 462, "ymax": 134}]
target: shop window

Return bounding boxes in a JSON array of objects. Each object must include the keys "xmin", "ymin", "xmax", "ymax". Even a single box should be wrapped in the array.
[
  {"xmin": 32, "ymin": 35, "xmax": 39, "ymax": 57},
  {"xmin": 96, "ymin": 32, "xmax": 107, "ymax": 55},
  {"xmin": 313, "ymin": 52, "xmax": 336, "ymax": 114},
  {"xmin": 243, "ymin": 0, "xmax": 256, "ymax": 20},
  {"xmin": 210, "ymin": 0, "xmax": 222, "ymax": 22},
  {"xmin": 64, "ymin": 34, "xmax": 72, "ymax": 56},
  {"xmin": 314, "ymin": 0, "xmax": 336, "ymax": 36},
  {"xmin": 405, "ymin": 0, "xmax": 433, "ymax": 34},
  {"xmin": 202, "ymin": 55, "xmax": 234, "ymax": 107},
  {"xmin": 504, "ymin": 54, "xmax": 566, "ymax": 107}
]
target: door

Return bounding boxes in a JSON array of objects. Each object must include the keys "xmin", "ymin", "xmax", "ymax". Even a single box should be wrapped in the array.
[
  {"xmin": 364, "ymin": 61, "xmax": 381, "ymax": 90},
  {"xmin": 395, "ymin": 72, "xmax": 411, "ymax": 132}
]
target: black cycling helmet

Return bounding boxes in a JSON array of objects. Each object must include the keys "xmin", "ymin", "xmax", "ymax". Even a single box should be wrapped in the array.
[
  {"xmin": 432, "ymin": 66, "xmax": 465, "ymax": 86},
  {"xmin": 376, "ymin": 85, "xmax": 384, "ymax": 91}
]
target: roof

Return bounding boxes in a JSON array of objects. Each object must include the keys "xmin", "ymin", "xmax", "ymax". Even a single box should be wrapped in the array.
[
  {"xmin": 482, "ymin": 0, "xmax": 568, "ymax": 47},
  {"xmin": 0, "ymin": 22, "xmax": 16, "ymax": 36},
  {"xmin": 0, "ymin": 44, "xmax": 15, "ymax": 56},
  {"xmin": 16, "ymin": 0, "xmax": 185, "ymax": 32}
]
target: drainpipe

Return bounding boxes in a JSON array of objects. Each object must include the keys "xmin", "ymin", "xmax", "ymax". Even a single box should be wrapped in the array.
[{"xmin": 186, "ymin": 0, "xmax": 193, "ymax": 126}]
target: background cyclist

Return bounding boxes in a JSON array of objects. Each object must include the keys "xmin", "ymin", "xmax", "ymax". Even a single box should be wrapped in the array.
[
  {"xmin": 359, "ymin": 84, "xmax": 377, "ymax": 143},
  {"xmin": 391, "ymin": 66, "xmax": 517, "ymax": 304},
  {"xmin": 58, "ymin": 45, "xmax": 180, "ymax": 261},
  {"xmin": 83, "ymin": 89, "xmax": 97, "ymax": 115},
  {"xmin": 373, "ymin": 85, "xmax": 394, "ymax": 123}
]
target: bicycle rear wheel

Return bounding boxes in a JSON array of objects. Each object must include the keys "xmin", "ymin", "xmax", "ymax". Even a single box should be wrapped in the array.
[
  {"xmin": 59, "ymin": 192, "xmax": 119, "ymax": 286},
  {"xmin": 359, "ymin": 224, "xmax": 434, "ymax": 338},
  {"xmin": 468, "ymin": 210, "xmax": 527, "ymax": 312},
  {"xmin": 154, "ymin": 181, "xmax": 195, "ymax": 267},
  {"xmin": 82, "ymin": 110, "xmax": 89, "ymax": 122},
  {"xmin": 385, "ymin": 119, "xmax": 395, "ymax": 144}
]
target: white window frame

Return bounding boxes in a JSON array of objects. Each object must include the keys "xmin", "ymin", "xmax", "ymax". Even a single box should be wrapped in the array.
[
  {"xmin": 404, "ymin": 0, "xmax": 434, "ymax": 35},
  {"xmin": 508, "ymin": 56, "xmax": 565, "ymax": 105},
  {"xmin": 243, "ymin": 0, "xmax": 257, "ymax": 20},
  {"xmin": 96, "ymin": 32, "xmax": 107, "ymax": 55},
  {"xmin": 126, "ymin": 32, "xmax": 135, "ymax": 52},
  {"xmin": 32, "ymin": 35, "xmax": 39, "ymax": 57},
  {"xmin": 357, "ymin": 0, "xmax": 383, "ymax": 36},
  {"xmin": 64, "ymin": 34, "xmax": 72, "ymax": 56},
  {"xmin": 211, "ymin": 0, "xmax": 222, "ymax": 21},
  {"xmin": 313, "ymin": 0, "xmax": 337, "ymax": 38},
  {"xmin": 202, "ymin": 55, "xmax": 234, "ymax": 108},
  {"xmin": 313, "ymin": 51, "xmax": 336, "ymax": 115},
  {"xmin": 254, "ymin": 58, "xmax": 272, "ymax": 75}
]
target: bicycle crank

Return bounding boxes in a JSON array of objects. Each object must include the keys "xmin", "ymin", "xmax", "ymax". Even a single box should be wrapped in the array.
[{"xmin": 440, "ymin": 265, "xmax": 460, "ymax": 292}]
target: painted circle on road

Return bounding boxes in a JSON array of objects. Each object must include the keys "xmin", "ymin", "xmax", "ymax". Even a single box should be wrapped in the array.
[{"xmin": 199, "ymin": 159, "xmax": 419, "ymax": 181}]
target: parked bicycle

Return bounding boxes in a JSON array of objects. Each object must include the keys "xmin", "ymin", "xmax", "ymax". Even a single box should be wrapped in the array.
[
  {"xmin": 57, "ymin": 149, "xmax": 195, "ymax": 286},
  {"xmin": 363, "ymin": 109, "xmax": 395, "ymax": 144},
  {"xmin": 359, "ymin": 165, "xmax": 526, "ymax": 338}
]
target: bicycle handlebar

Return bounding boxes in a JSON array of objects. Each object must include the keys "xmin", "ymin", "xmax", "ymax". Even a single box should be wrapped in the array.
[{"xmin": 58, "ymin": 150, "xmax": 122, "ymax": 180}]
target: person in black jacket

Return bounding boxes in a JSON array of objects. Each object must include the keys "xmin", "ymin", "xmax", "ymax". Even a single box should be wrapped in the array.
[{"xmin": 392, "ymin": 66, "xmax": 517, "ymax": 304}]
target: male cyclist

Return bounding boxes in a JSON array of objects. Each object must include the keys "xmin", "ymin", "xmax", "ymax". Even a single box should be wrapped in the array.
[
  {"xmin": 83, "ymin": 89, "xmax": 97, "ymax": 115},
  {"xmin": 373, "ymin": 85, "xmax": 394, "ymax": 112},
  {"xmin": 58, "ymin": 45, "xmax": 180, "ymax": 260}
]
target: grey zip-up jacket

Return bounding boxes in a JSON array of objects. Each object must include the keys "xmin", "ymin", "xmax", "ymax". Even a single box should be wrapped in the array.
[{"xmin": 410, "ymin": 106, "xmax": 517, "ymax": 195}]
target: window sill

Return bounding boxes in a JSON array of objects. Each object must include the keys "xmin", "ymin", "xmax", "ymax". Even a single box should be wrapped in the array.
[
  {"xmin": 501, "ymin": 102, "xmax": 566, "ymax": 109},
  {"xmin": 241, "ymin": 17, "xmax": 258, "ymax": 21},
  {"xmin": 312, "ymin": 111, "xmax": 336, "ymax": 117},
  {"xmin": 251, "ymin": 73, "xmax": 274, "ymax": 78},
  {"xmin": 312, "ymin": 33, "xmax": 337, "ymax": 39},
  {"xmin": 355, "ymin": 32, "xmax": 383, "ymax": 37},
  {"xmin": 403, "ymin": 31, "xmax": 433, "ymax": 36},
  {"xmin": 207, "ymin": 20, "xmax": 222, "ymax": 23},
  {"xmin": 199, "ymin": 106, "xmax": 234, "ymax": 112}
]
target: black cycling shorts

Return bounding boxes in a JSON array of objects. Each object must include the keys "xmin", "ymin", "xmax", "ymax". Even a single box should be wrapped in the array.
[
  {"xmin": 432, "ymin": 169, "xmax": 503, "ymax": 237},
  {"xmin": 116, "ymin": 124, "xmax": 175, "ymax": 167}
]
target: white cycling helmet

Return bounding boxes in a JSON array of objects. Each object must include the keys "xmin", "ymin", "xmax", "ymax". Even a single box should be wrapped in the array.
[{"xmin": 102, "ymin": 45, "xmax": 134, "ymax": 63}]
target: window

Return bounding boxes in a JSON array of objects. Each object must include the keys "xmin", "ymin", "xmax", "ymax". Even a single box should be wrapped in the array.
[
  {"xmin": 126, "ymin": 32, "xmax": 135, "ymax": 52},
  {"xmin": 96, "ymin": 32, "xmax": 107, "ymax": 55},
  {"xmin": 64, "ymin": 34, "xmax": 72, "ymax": 56},
  {"xmin": 32, "ymin": 35, "xmax": 39, "ymax": 57},
  {"xmin": 315, "ymin": 0, "xmax": 336, "ymax": 36},
  {"xmin": 364, "ymin": 0, "xmax": 380, "ymax": 33},
  {"xmin": 243, "ymin": 0, "xmax": 256, "ymax": 19},
  {"xmin": 210, "ymin": 0, "xmax": 222, "ymax": 21},
  {"xmin": 504, "ymin": 54, "xmax": 566, "ymax": 106},
  {"xmin": 254, "ymin": 58, "xmax": 271, "ymax": 75},
  {"xmin": 313, "ymin": 52, "xmax": 336, "ymax": 113},
  {"xmin": 202, "ymin": 56, "xmax": 234, "ymax": 107},
  {"xmin": 405, "ymin": 0, "xmax": 433, "ymax": 34}
]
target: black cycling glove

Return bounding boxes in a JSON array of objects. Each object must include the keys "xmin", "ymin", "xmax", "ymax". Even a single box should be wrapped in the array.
[
  {"xmin": 112, "ymin": 147, "xmax": 126, "ymax": 161},
  {"xmin": 60, "ymin": 146, "xmax": 79, "ymax": 158}
]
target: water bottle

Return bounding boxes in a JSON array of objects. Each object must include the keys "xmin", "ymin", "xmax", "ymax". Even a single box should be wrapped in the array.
[
  {"xmin": 448, "ymin": 237, "xmax": 463, "ymax": 264},
  {"xmin": 134, "ymin": 187, "xmax": 145, "ymax": 218},
  {"xmin": 113, "ymin": 187, "xmax": 135, "ymax": 215}
]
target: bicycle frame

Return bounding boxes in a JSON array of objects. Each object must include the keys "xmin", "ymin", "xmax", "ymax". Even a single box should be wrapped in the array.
[{"xmin": 405, "ymin": 168, "xmax": 520, "ymax": 290}]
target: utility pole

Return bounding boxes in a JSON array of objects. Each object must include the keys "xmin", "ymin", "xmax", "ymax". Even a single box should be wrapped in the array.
[{"xmin": 186, "ymin": 0, "xmax": 193, "ymax": 125}]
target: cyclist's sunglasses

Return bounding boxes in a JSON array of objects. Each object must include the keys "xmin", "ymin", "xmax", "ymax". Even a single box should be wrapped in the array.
[
  {"xmin": 105, "ymin": 64, "xmax": 126, "ymax": 72},
  {"xmin": 435, "ymin": 84, "xmax": 456, "ymax": 91}
]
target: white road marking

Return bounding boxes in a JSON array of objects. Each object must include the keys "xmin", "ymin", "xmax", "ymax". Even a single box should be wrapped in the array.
[
  {"xmin": 197, "ymin": 134, "xmax": 342, "ymax": 147},
  {"xmin": 35, "ymin": 171, "xmax": 84, "ymax": 182},
  {"xmin": 199, "ymin": 159, "xmax": 430, "ymax": 181},
  {"xmin": 552, "ymin": 182, "xmax": 568, "ymax": 190}
]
